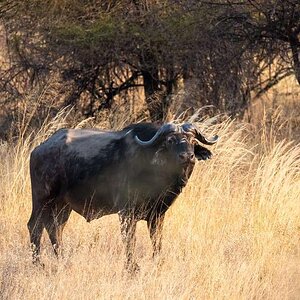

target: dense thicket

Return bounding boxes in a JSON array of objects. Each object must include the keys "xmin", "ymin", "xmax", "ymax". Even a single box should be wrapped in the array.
[{"xmin": 0, "ymin": 0, "xmax": 299, "ymax": 126}]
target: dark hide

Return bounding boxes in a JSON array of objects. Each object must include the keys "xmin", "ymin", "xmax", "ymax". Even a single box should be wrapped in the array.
[{"xmin": 27, "ymin": 123, "xmax": 217, "ymax": 271}]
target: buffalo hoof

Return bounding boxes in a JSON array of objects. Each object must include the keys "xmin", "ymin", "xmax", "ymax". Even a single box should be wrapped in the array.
[
  {"xmin": 32, "ymin": 257, "xmax": 45, "ymax": 269},
  {"xmin": 153, "ymin": 255, "xmax": 164, "ymax": 269},
  {"xmin": 125, "ymin": 261, "xmax": 140, "ymax": 275}
]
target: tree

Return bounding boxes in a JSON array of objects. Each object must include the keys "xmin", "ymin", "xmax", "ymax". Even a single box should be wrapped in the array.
[
  {"xmin": 211, "ymin": 0, "xmax": 300, "ymax": 85},
  {"xmin": 0, "ymin": 0, "xmax": 299, "ymax": 128}
]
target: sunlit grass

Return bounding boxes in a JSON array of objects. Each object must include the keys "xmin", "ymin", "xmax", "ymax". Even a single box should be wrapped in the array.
[{"xmin": 0, "ymin": 109, "xmax": 299, "ymax": 299}]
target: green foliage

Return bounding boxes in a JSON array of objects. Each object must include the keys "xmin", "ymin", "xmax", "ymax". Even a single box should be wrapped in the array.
[{"xmin": 54, "ymin": 17, "xmax": 121, "ymax": 47}]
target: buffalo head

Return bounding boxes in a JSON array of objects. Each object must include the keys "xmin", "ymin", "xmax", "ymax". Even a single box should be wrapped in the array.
[{"xmin": 134, "ymin": 123, "xmax": 218, "ymax": 167}]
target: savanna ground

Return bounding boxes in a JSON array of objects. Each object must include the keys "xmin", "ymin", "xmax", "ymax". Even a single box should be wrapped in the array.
[{"xmin": 0, "ymin": 79, "xmax": 300, "ymax": 300}]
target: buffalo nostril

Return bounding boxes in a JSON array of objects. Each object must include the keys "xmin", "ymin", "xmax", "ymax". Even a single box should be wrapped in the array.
[{"xmin": 190, "ymin": 153, "xmax": 195, "ymax": 160}]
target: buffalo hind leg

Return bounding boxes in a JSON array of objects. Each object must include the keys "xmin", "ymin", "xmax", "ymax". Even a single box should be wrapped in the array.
[
  {"xmin": 44, "ymin": 204, "xmax": 72, "ymax": 258},
  {"xmin": 118, "ymin": 212, "xmax": 138, "ymax": 273},
  {"xmin": 147, "ymin": 214, "xmax": 165, "ymax": 258},
  {"xmin": 27, "ymin": 207, "xmax": 44, "ymax": 266}
]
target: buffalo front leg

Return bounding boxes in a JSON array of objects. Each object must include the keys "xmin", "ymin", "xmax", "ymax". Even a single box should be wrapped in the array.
[
  {"xmin": 118, "ymin": 212, "xmax": 138, "ymax": 273},
  {"xmin": 147, "ymin": 214, "xmax": 165, "ymax": 258}
]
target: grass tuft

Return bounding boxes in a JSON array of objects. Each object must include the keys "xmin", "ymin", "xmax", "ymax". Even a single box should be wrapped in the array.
[{"xmin": 0, "ymin": 109, "xmax": 299, "ymax": 299}]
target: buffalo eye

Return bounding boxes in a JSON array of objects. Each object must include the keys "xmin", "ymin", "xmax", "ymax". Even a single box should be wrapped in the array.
[{"xmin": 167, "ymin": 136, "xmax": 176, "ymax": 144}]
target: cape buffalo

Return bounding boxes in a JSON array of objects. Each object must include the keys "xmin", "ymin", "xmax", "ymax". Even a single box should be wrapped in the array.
[{"xmin": 28, "ymin": 122, "xmax": 218, "ymax": 270}]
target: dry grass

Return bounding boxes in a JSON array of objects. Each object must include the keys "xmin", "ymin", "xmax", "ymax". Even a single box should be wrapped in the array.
[{"xmin": 0, "ymin": 108, "xmax": 299, "ymax": 300}]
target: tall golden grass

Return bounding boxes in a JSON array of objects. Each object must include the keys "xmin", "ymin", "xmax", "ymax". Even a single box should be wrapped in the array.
[{"xmin": 0, "ymin": 107, "xmax": 299, "ymax": 300}]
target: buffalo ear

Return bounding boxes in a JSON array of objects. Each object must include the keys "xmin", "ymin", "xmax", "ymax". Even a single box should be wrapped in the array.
[{"xmin": 194, "ymin": 144, "xmax": 213, "ymax": 161}]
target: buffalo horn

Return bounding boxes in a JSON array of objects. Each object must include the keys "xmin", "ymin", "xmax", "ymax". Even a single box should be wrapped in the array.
[
  {"xmin": 182, "ymin": 123, "xmax": 218, "ymax": 145},
  {"xmin": 134, "ymin": 123, "xmax": 178, "ymax": 146}
]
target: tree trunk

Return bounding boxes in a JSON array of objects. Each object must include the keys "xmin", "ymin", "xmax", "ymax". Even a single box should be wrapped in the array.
[
  {"xmin": 290, "ymin": 36, "xmax": 300, "ymax": 85},
  {"xmin": 141, "ymin": 50, "xmax": 163, "ymax": 122}
]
